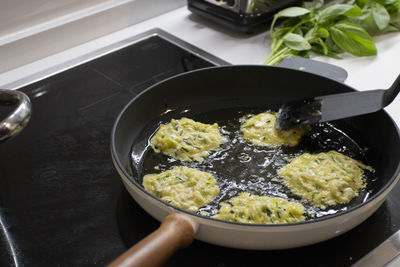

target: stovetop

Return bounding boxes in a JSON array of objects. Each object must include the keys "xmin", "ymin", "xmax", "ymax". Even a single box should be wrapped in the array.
[{"xmin": 0, "ymin": 29, "xmax": 399, "ymax": 267}]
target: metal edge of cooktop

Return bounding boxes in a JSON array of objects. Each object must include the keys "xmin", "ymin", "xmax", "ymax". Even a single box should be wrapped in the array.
[
  {"xmin": 352, "ymin": 229, "xmax": 400, "ymax": 267},
  {"xmin": 4, "ymin": 28, "xmax": 231, "ymax": 90}
]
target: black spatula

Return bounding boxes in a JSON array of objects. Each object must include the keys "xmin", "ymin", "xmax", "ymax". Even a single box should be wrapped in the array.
[{"xmin": 275, "ymin": 74, "xmax": 400, "ymax": 130}]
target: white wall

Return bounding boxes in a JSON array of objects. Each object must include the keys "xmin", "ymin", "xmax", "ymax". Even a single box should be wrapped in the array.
[
  {"xmin": 0, "ymin": 0, "xmax": 110, "ymax": 37},
  {"xmin": 0, "ymin": 0, "xmax": 186, "ymax": 73}
]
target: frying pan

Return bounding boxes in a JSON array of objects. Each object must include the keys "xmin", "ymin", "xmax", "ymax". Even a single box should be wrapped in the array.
[{"xmin": 110, "ymin": 65, "xmax": 400, "ymax": 266}]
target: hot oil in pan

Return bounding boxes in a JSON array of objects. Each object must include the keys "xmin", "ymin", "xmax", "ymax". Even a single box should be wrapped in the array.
[{"xmin": 136, "ymin": 107, "xmax": 377, "ymax": 220}]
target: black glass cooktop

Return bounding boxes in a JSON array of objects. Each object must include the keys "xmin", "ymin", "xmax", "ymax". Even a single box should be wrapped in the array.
[{"xmin": 0, "ymin": 29, "xmax": 399, "ymax": 267}]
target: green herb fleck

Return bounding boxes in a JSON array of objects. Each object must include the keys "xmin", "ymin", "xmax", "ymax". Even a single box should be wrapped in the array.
[{"xmin": 183, "ymin": 138, "xmax": 192, "ymax": 146}]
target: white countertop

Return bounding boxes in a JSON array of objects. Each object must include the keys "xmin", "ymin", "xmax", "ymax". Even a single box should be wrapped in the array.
[{"xmin": 1, "ymin": 6, "xmax": 399, "ymax": 125}]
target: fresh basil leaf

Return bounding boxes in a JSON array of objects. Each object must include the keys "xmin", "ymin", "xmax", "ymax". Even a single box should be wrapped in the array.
[
  {"xmin": 303, "ymin": 0, "xmax": 324, "ymax": 10},
  {"xmin": 382, "ymin": 23, "xmax": 400, "ymax": 32},
  {"xmin": 388, "ymin": 3, "xmax": 400, "ymax": 29},
  {"xmin": 327, "ymin": 50, "xmax": 343, "ymax": 59},
  {"xmin": 318, "ymin": 4, "xmax": 363, "ymax": 24},
  {"xmin": 304, "ymin": 25, "xmax": 329, "ymax": 39},
  {"xmin": 271, "ymin": 27, "xmax": 291, "ymax": 50},
  {"xmin": 311, "ymin": 45, "xmax": 325, "ymax": 55},
  {"xmin": 275, "ymin": 6, "xmax": 311, "ymax": 18},
  {"xmin": 305, "ymin": 26, "xmax": 317, "ymax": 38},
  {"xmin": 329, "ymin": 21, "xmax": 377, "ymax": 56},
  {"xmin": 312, "ymin": 37, "xmax": 329, "ymax": 54},
  {"xmin": 294, "ymin": 27, "xmax": 304, "ymax": 35},
  {"xmin": 297, "ymin": 50, "xmax": 311, "ymax": 58},
  {"xmin": 351, "ymin": 1, "xmax": 391, "ymax": 35},
  {"xmin": 389, "ymin": 6, "xmax": 400, "ymax": 24},
  {"xmin": 313, "ymin": 36, "xmax": 342, "ymax": 58},
  {"xmin": 281, "ymin": 17, "xmax": 303, "ymax": 28},
  {"xmin": 354, "ymin": 13, "xmax": 382, "ymax": 35},
  {"xmin": 317, "ymin": 27, "xmax": 330, "ymax": 38},
  {"xmin": 390, "ymin": 22, "xmax": 400, "ymax": 32},
  {"xmin": 271, "ymin": 27, "xmax": 292, "ymax": 39},
  {"xmin": 369, "ymin": 1, "xmax": 391, "ymax": 30},
  {"xmin": 386, "ymin": 2, "xmax": 400, "ymax": 15},
  {"xmin": 282, "ymin": 33, "xmax": 312, "ymax": 50},
  {"xmin": 356, "ymin": 0, "xmax": 369, "ymax": 8},
  {"xmin": 325, "ymin": 35, "xmax": 345, "ymax": 53},
  {"xmin": 271, "ymin": 7, "xmax": 310, "ymax": 32},
  {"xmin": 391, "ymin": 22, "xmax": 400, "ymax": 29},
  {"xmin": 376, "ymin": 0, "xmax": 398, "ymax": 5}
]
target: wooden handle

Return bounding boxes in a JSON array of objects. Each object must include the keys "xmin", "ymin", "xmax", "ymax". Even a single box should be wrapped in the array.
[{"xmin": 108, "ymin": 214, "xmax": 196, "ymax": 267}]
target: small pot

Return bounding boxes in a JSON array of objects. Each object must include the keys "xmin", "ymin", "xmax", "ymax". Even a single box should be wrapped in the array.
[{"xmin": 0, "ymin": 89, "xmax": 32, "ymax": 142}]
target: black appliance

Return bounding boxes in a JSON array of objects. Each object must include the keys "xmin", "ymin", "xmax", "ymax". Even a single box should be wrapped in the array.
[{"xmin": 188, "ymin": 0, "xmax": 303, "ymax": 33}]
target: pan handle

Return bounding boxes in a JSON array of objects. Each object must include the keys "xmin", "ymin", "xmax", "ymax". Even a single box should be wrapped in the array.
[
  {"xmin": 0, "ymin": 89, "xmax": 32, "ymax": 142},
  {"xmin": 108, "ymin": 214, "xmax": 196, "ymax": 267}
]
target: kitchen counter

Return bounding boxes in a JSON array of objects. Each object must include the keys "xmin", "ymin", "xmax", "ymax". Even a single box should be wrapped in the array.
[{"xmin": 0, "ymin": 6, "xmax": 399, "ymax": 125}]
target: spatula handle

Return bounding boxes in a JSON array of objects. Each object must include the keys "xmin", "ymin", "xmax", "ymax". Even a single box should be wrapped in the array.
[
  {"xmin": 108, "ymin": 214, "xmax": 196, "ymax": 267},
  {"xmin": 383, "ymin": 74, "xmax": 400, "ymax": 107}
]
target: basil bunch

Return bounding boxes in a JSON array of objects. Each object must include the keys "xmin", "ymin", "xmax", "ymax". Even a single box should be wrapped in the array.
[{"xmin": 264, "ymin": 0, "xmax": 400, "ymax": 65}]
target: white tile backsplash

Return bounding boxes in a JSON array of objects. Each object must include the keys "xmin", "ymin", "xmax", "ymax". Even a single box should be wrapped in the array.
[{"xmin": 0, "ymin": 0, "xmax": 185, "ymax": 73}]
